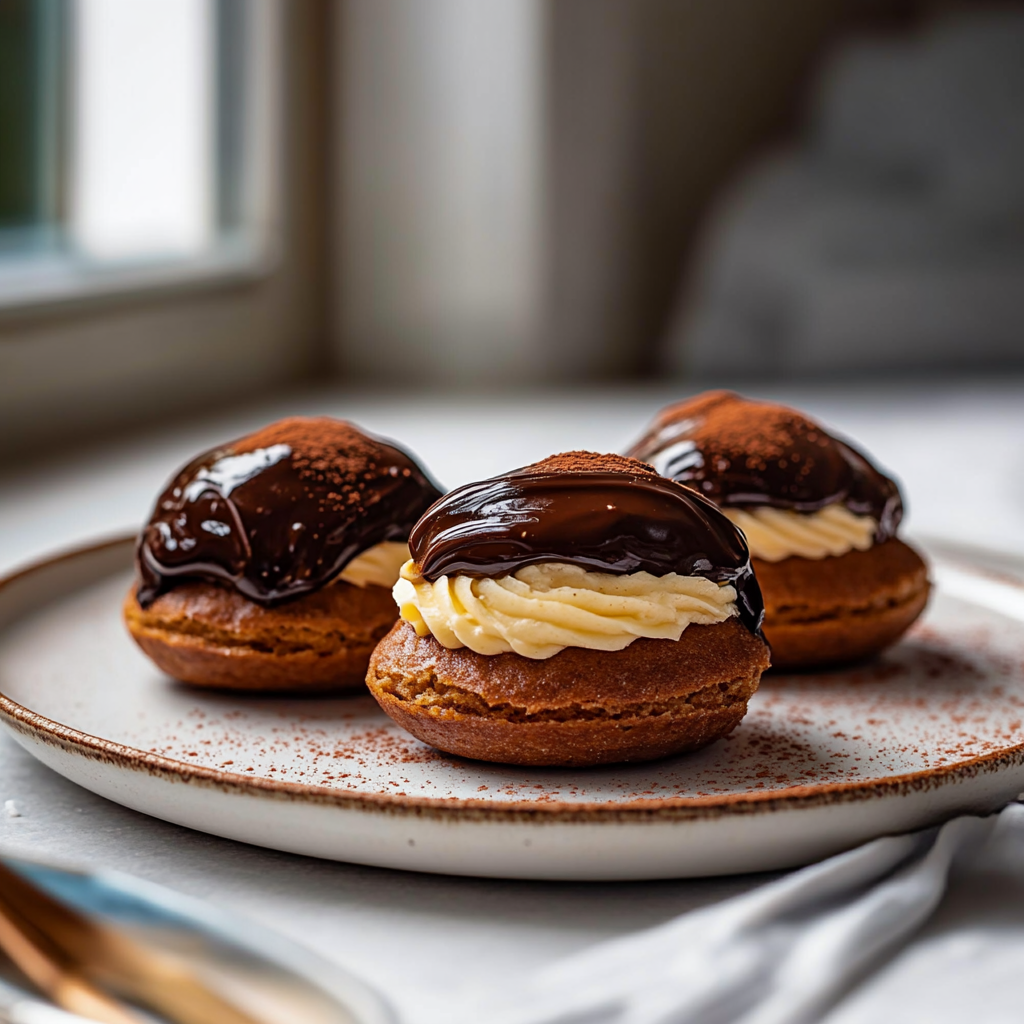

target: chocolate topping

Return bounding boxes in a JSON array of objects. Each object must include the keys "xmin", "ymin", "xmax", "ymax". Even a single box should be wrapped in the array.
[
  {"xmin": 627, "ymin": 392, "xmax": 902, "ymax": 539},
  {"xmin": 409, "ymin": 451, "xmax": 764, "ymax": 636},
  {"xmin": 136, "ymin": 417, "xmax": 443, "ymax": 607}
]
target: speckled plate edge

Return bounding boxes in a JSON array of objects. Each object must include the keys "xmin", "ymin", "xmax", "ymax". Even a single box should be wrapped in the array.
[{"xmin": 2, "ymin": 534, "xmax": 1024, "ymax": 827}]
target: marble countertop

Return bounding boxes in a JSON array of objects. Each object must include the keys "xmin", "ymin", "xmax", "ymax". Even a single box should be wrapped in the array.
[{"xmin": 1, "ymin": 381, "xmax": 1022, "ymax": 1022}]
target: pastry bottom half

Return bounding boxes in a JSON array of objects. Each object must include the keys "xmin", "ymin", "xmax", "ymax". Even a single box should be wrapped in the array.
[
  {"xmin": 123, "ymin": 580, "xmax": 398, "ymax": 692},
  {"xmin": 754, "ymin": 538, "xmax": 930, "ymax": 671},
  {"xmin": 366, "ymin": 618, "xmax": 770, "ymax": 767}
]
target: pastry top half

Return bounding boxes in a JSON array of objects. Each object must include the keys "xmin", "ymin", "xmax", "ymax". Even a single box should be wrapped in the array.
[
  {"xmin": 136, "ymin": 416, "xmax": 443, "ymax": 608},
  {"xmin": 627, "ymin": 391, "xmax": 904, "ymax": 563},
  {"xmin": 394, "ymin": 451, "xmax": 765, "ymax": 659}
]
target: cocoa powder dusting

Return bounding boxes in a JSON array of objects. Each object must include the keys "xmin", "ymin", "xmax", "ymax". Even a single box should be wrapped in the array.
[
  {"xmin": 627, "ymin": 390, "xmax": 903, "ymax": 533},
  {"xmin": 656, "ymin": 391, "xmax": 828, "ymax": 468},
  {"xmin": 125, "ymin": 613, "xmax": 1024, "ymax": 808},
  {"xmin": 233, "ymin": 417, "xmax": 409, "ymax": 515},
  {"xmin": 137, "ymin": 416, "xmax": 442, "ymax": 606},
  {"xmin": 523, "ymin": 451, "xmax": 659, "ymax": 478}
]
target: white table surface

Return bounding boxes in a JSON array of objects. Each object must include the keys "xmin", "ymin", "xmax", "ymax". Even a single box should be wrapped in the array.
[{"xmin": 1, "ymin": 381, "xmax": 1023, "ymax": 1023}]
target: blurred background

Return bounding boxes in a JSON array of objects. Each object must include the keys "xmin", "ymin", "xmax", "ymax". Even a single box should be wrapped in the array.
[{"xmin": 1, "ymin": 0, "xmax": 1023, "ymax": 464}]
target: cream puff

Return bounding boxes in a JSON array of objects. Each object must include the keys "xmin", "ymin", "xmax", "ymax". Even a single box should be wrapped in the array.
[
  {"xmin": 124, "ymin": 416, "xmax": 442, "ymax": 691},
  {"xmin": 627, "ymin": 391, "xmax": 929, "ymax": 669},
  {"xmin": 366, "ymin": 452, "xmax": 770, "ymax": 766}
]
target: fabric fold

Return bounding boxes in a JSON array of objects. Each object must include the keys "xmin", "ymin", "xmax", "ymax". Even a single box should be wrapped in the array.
[{"xmin": 458, "ymin": 804, "xmax": 1019, "ymax": 1024}]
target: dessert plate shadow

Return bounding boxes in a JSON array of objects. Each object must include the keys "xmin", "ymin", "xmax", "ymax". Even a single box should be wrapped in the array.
[{"xmin": 1, "ymin": 535, "xmax": 1023, "ymax": 882}]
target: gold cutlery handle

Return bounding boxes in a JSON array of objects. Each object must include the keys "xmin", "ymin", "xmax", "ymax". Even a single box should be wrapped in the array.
[
  {"xmin": 0, "ymin": 861, "xmax": 264, "ymax": 1024},
  {"xmin": 0, "ymin": 897, "xmax": 142, "ymax": 1024}
]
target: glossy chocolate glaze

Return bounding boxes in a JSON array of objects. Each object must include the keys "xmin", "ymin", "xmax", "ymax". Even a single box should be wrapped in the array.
[
  {"xmin": 409, "ymin": 454, "xmax": 764, "ymax": 636},
  {"xmin": 627, "ymin": 392, "xmax": 902, "ymax": 540},
  {"xmin": 136, "ymin": 418, "xmax": 442, "ymax": 607}
]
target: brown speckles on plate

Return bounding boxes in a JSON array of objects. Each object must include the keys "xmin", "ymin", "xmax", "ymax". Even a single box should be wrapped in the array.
[{"xmin": 2, "ymin": 537, "xmax": 1024, "ymax": 831}]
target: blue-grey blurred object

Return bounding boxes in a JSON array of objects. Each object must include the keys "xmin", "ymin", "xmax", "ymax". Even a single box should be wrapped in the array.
[
  {"xmin": 0, "ymin": 855, "xmax": 393, "ymax": 1024},
  {"xmin": 667, "ymin": 10, "xmax": 1024, "ymax": 378}
]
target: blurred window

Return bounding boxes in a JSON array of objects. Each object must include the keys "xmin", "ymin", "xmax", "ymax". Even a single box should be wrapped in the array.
[{"xmin": 0, "ymin": 0, "xmax": 272, "ymax": 309}]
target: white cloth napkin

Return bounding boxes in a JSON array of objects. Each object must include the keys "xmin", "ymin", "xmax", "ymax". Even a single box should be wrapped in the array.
[{"xmin": 463, "ymin": 802, "xmax": 1024, "ymax": 1024}]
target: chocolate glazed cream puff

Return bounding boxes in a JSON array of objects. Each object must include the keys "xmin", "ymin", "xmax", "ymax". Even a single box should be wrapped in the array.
[
  {"xmin": 366, "ymin": 452, "xmax": 770, "ymax": 767},
  {"xmin": 627, "ymin": 392, "xmax": 930, "ymax": 670},
  {"xmin": 124, "ymin": 417, "xmax": 442, "ymax": 691}
]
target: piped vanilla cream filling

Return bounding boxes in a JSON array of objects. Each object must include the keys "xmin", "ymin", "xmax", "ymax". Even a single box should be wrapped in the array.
[
  {"xmin": 724, "ymin": 504, "xmax": 876, "ymax": 563},
  {"xmin": 393, "ymin": 560, "xmax": 738, "ymax": 660},
  {"xmin": 337, "ymin": 541, "xmax": 411, "ymax": 588}
]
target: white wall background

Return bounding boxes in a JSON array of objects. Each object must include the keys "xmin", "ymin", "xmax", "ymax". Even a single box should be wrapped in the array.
[{"xmin": 335, "ymin": 0, "xmax": 545, "ymax": 384}]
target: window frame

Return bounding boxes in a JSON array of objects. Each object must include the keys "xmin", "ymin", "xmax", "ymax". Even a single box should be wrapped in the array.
[{"xmin": 0, "ymin": 0, "xmax": 281, "ymax": 316}]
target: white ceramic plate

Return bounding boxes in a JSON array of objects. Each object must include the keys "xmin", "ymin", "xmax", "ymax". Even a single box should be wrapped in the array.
[{"xmin": 2, "ymin": 536, "xmax": 1023, "ymax": 881}]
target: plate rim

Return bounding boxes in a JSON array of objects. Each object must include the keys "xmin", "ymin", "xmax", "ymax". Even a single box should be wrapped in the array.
[{"xmin": 3, "ymin": 534, "xmax": 1024, "ymax": 825}]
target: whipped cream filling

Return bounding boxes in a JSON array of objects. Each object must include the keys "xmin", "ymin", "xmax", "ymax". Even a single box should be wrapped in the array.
[
  {"xmin": 724, "ymin": 504, "xmax": 876, "ymax": 563},
  {"xmin": 337, "ymin": 541, "xmax": 411, "ymax": 588},
  {"xmin": 393, "ymin": 560, "xmax": 738, "ymax": 660}
]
